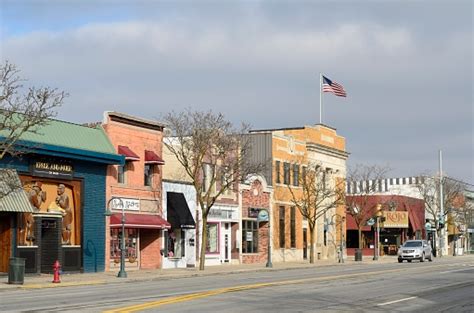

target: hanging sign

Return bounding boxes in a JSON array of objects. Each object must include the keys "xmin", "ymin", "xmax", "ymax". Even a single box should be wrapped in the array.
[{"xmin": 257, "ymin": 210, "xmax": 269, "ymax": 222}]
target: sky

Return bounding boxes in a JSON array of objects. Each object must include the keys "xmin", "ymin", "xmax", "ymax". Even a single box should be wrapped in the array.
[{"xmin": 1, "ymin": 0, "xmax": 472, "ymax": 183}]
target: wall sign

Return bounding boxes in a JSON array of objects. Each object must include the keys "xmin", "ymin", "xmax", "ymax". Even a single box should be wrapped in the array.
[
  {"xmin": 381, "ymin": 211, "xmax": 409, "ymax": 228},
  {"xmin": 31, "ymin": 159, "xmax": 74, "ymax": 179},
  {"xmin": 115, "ymin": 198, "xmax": 140, "ymax": 211},
  {"xmin": 257, "ymin": 210, "xmax": 269, "ymax": 222},
  {"xmin": 248, "ymin": 208, "xmax": 259, "ymax": 218}
]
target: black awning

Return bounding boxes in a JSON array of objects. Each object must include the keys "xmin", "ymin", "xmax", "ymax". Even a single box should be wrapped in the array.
[{"xmin": 167, "ymin": 192, "xmax": 195, "ymax": 229}]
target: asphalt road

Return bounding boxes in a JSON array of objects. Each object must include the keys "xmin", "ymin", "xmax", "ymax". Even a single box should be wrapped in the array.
[{"xmin": 1, "ymin": 256, "xmax": 473, "ymax": 312}]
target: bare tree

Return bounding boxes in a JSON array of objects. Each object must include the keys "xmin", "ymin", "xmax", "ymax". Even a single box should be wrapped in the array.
[
  {"xmin": 0, "ymin": 61, "xmax": 66, "ymax": 196},
  {"xmin": 345, "ymin": 164, "xmax": 391, "ymax": 250},
  {"xmin": 287, "ymin": 162, "xmax": 345, "ymax": 263},
  {"xmin": 162, "ymin": 109, "xmax": 263, "ymax": 270},
  {"xmin": 416, "ymin": 175, "xmax": 465, "ymax": 256}
]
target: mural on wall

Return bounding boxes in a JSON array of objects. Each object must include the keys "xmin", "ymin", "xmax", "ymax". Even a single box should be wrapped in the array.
[{"xmin": 18, "ymin": 178, "xmax": 82, "ymax": 246}]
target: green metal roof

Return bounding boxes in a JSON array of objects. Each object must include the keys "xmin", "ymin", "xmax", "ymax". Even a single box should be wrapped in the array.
[{"xmin": 0, "ymin": 169, "xmax": 35, "ymax": 213}]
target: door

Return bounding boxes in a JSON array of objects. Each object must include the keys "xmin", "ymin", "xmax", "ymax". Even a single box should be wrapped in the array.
[
  {"xmin": 0, "ymin": 216, "xmax": 12, "ymax": 272},
  {"xmin": 223, "ymin": 223, "xmax": 231, "ymax": 263},
  {"xmin": 303, "ymin": 228, "xmax": 308, "ymax": 260}
]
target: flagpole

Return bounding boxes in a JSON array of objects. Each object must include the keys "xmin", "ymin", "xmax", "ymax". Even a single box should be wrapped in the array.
[{"xmin": 319, "ymin": 73, "xmax": 323, "ymax": 124}]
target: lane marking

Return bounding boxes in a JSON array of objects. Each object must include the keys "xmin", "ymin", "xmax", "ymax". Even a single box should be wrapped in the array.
[
  {"xmin": 377, "ymin": 296, "xmax": 418, "ymax": 306},
  {"xmin": 439, "ymin": 268, "xmax": 473, "ymax": 274},
  {"xmin": 103, "ymin": 267, "xmax": 426, "ymax": 313}
]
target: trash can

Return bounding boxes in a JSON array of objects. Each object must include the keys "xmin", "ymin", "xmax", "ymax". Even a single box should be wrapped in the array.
[
  {"xmin": 317, "ymin": 252, "xmax": 321, "ymax": 260},
  {"xmin": 355, "ymin": 249, "xmax": 363, "ymax": 261},
  {"xmin": 8, "ymin": 257, "xmax": 26, "ymax": 285}
]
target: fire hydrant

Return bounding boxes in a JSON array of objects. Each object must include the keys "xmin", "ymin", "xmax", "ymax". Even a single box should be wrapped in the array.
[{"xmin": 52, "ymin": 260, "xmax": 61, "ymax": 283}]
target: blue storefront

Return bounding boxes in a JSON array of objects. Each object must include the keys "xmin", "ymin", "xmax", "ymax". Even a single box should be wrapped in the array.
[{"xmin": 0, "ymin": 119, "xmax": 123, "ymax": 273}]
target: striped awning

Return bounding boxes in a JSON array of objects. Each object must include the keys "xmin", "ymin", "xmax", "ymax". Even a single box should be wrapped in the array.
[{"xmin": 0, "ymin": 169, "xmax": 36, "ymax": 213}]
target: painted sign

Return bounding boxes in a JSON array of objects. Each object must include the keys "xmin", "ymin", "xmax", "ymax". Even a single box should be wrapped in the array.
[
  {"xmin": 381, "ymin": 211, "xmax": 409, "ymax": 228},
  {"xmin": 115, "ymin": 198, "xmax": 140, "ymax": 211}
]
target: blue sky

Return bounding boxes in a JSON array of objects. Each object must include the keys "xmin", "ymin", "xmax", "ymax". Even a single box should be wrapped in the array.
[{"xmin": 1, "ymin": 0, "xmax": 472, "ymax": 183}]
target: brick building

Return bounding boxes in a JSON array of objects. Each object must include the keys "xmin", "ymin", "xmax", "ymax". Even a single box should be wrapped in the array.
[{"xmin": 103, "ymin": 112, "xmax": 169, "ymax": 270}]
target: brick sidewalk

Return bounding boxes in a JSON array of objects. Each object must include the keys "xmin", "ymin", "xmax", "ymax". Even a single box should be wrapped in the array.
[{"xmin": 0, "ymin": 256, "xmax": 399, "ymax": 290}]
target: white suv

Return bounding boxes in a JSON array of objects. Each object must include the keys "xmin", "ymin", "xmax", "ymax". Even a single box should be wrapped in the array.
[{"xmin": 397, "ymin": 240, "xmax": 433, "ymax": 263}]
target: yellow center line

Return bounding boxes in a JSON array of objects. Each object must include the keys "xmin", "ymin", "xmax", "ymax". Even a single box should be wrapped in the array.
[{"xmin": 103, "ymin": 262, "xmax": 472, "ymax": 312}]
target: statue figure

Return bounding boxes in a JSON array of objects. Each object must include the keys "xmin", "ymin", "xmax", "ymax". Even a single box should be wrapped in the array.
[
  {"xmin": 21, "ymin": 182, "xmax": 46, "ymax": 245},
  {"xmin": 55, "ymin": 184, "xmax": 73, "ymax": 245}
]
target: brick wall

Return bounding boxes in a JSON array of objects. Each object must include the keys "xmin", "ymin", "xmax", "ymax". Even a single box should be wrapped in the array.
[{"xmin": 139, "ymin": 229, "xmax": 163, "ymax": 269}]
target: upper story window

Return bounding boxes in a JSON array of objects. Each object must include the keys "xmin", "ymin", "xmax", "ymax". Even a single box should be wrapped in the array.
[
  {"xmin": 202, "ymin": 163, "xmax": 215, "ymax": 193},
  {"xmin": 293, "ymin": 164, "xmax": 299, "ymax": 187},
  {"xmin": 275, "ymin": 161, "xmax": 281, "ymax": 184},
  {"xmin": 118, "ymin": 162, "xmax": 128, "ymax": 184},
  {"xmin": 144, "ymin": 164, "xmax": 154, "ymax": 187},
  {"xmin": 283, "ymin": 162, "xmax": 290, "ymax": 185}
]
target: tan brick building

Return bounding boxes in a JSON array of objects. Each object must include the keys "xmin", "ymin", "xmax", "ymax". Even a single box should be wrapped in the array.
[{"xmin": 249, "ymin": 125, "xmax": 348, "ymax": 262}]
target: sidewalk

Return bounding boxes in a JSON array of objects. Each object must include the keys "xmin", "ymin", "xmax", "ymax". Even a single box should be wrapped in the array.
[{"xmin": 0, "ymin": 255, "xmax": 399, "ymax": 290}]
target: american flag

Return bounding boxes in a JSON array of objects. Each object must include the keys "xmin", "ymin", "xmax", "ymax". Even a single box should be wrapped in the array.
[{"xmin": 322, "ymin": 75, "xmax": 347, "ymax": 97}]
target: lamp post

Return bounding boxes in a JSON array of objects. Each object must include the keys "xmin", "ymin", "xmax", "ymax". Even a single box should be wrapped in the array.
[
  {"xmin": 373, "ymin": 204, "xmax": 383, "ymax": 261},
  {"xmin": 327, "ymin": 214, "xmax": 346, "ymax": 263},
  {"xmin": 105, "ymin": 197, "xmax": 126, "ymax": 278}
]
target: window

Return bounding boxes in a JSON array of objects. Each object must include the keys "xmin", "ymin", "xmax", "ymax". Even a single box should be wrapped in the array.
[
  {"xmin": 242, "ymin": 220, "xmax": 258, "ymax": 253},
  {"xmin": 202, "ymin": 163, "xmax": 214, "ymax": 193},
  {"xmin": 279, "ymin": 206, "xmax": 285, "ymax": 248},
  {"xmin": 290, "ymin": 206, "xmax": 296, "ymax": 248},
  {"xmin": 302, "ymin": 166, "xmax": 307, "ymax": 184},
  {"xmin": 164, "ymin": 229, "xmax": 185, "ymax": 258},
  {"xmin": 283, "ymin": 162, "xmax": 290, "ymax": 185},
  {"xmin": 144, "ymin": 164, "xmax": 154, "ymax": 187},
  {"xmin": 322, "ymin": 171, "xmax": 327, "ymax": 191},
  {"xmin": 206, "ymin": 223, "xmax": 219, "ymax": 253},
  {"xmin": 275, "ymin": 161, "xmax": 281, "ymax": 184},
  {"xmin": 293, "ymin": 164, "xmax": 299, "ymax": 186},
  {"xmin": 110, "ymin": 228, "xmax": 138, "ymax": 261},
  {"xmin": 220, "ymin": 166, "xmax": 233, "ymax": 195},
  {"xmin": 117, "ymin": 162, "xmax": 128, "ymax": 184}
]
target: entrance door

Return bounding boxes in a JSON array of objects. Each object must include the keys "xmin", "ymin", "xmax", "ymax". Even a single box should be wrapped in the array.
[
  {"xmin": 41, "ymin": 218, "xmax": 61, "ymax": 273},
  {"xmin": 223, "ymin": 223, "xmax": 231, "ymax": 263},
  {"xmin": 0, "ymin": 216, "xmax": 12, "ymax": 272},
  {"xmin": 303, "ymin": 228, "xmax": 308, "ymax": 260}
]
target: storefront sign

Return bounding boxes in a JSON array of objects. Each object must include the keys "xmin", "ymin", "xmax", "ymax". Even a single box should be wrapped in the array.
[
  {"xmin": 246, "ymin": 231, "xmax": 253, "ymax": 241},
  {"xmin": 381, "ymin": 211, "xmax": 409, "ymax": 228},
  {"xmin": 115, "ymin": 198, "xmax": 140, "ymax": 211},
  {"xmin": 257, "ymin": 210, "xmax": 269, "ymax": 222},
  {"xmin": 32, "ymin": 159, "xmax": 74, "ymax": 179},
  {"xmin": 248, "ymin": 208, "xmax": 259, "ymax": 218},
  {"xmin": 208, "ymin": 208, "xmax": 236, "ymax": 220}
]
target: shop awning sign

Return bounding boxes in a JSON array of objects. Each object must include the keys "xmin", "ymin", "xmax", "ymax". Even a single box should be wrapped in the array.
[{"xmin": 381, "ymin": 211, "xmax": 409, "ymax": 228}]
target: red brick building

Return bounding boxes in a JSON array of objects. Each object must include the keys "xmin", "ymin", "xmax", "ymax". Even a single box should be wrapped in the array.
[
  {"xmin": 240, "ymin": 175, "xmax": 273, "ymax": 264},
  {"xmin": 103, "ymin": 112, "xmax": 169, "ymax": 270}
]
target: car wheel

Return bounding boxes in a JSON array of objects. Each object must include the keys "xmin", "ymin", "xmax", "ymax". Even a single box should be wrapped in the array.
[
  {"xmin": 398, "ymin": 258, "xmax": 403, "ymax": 263},
  {"xmin": 420, "ymin": 253, "xmax": 425, "ymax": 262},
  {"xmin": 407, "ymin": 260, "xmax": 412, "ymax": 263}
]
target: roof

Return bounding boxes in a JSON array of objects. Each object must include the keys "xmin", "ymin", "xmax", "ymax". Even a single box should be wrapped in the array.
[
  {"xmin": 0, "ymin": 169, "xmax": 35, "ymax": 213},
  {"xmin": 104, "ymin": 111, "xmax": 166, "ymax": 130},
  {"xmin": 249, "ymin": 123, "xmax": 337, "ymax": 134},
  {"xmin": 0, "ymin": 112, "xmax": 123, "ymax": 164}
]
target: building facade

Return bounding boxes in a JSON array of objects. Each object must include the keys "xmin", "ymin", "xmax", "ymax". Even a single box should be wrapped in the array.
[
  {"xmin": 248, "ymin": 125, "xmax": 348, "ymax": 262},
  {"xmin": 0, "ymin": 118, "xmax": 122, "ymax": 273},
  {"xmin": 103, "ymin": 112, "xmax": 168, "ymax": 271}
]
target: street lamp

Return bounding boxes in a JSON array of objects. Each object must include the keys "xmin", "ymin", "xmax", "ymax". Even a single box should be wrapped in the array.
[
  {"xmin": 373, "ymin": 204, "xmax": 383, "ymax": 261},
  {"xmin": 106, "ymin": 197, "xmax": 126, "ymax": 278},
  {"xmin": 326, "ymin": 214, "xmax": 346, "ymax": 263}
]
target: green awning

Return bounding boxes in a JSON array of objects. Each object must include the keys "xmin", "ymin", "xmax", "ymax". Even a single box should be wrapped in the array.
[{"xmin": 0, "ymin": 169, "xmax": 35, "ymax": 213}]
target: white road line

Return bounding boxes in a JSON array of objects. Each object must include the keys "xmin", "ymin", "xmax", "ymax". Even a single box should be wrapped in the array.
[
  {"xmin": 377, "ymin": 296, "xmax": 418, "ymax": 306},
  {"xmin": 439, "ymin": 268, "xmax": 472, "ymax": 274}
]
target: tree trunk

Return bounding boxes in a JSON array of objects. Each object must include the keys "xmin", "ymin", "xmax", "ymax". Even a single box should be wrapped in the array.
[
  {"xmin": 199, "ymin": 215, "xmax": 208, "ymax": 270},
  {"xmin": 309, "ymin": 225, "xmax": 316, "ymax": 264},
  {"xmin": 358, "ymin": 227, "xmax": 363, "ymax": 249}
]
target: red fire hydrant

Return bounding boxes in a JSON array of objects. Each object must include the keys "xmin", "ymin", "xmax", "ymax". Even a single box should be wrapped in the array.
[{"xmin": 52, "ymin": 260, "xmax": 61, "ymax": 283}]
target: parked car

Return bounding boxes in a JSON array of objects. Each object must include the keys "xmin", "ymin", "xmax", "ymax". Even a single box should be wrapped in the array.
[{"xmin": 397, "ymin": 240, "xmax": 433, "ymax": 263}]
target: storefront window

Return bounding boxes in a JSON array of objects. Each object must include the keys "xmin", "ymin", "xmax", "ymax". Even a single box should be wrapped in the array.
[
  {"xmin": 242, "ymin": 220, "xmax": 258, "ymax": 253},
  {"xmin": 206, "ymin": 223, "xmax": 219, "ymax": 253},
  {"xmin": 110, "ymin": 228, "xmax": 138, "ymax": 261},
  {"xmin": 165, "ymin": 229, "xmax": 185, "ymax": 258}
]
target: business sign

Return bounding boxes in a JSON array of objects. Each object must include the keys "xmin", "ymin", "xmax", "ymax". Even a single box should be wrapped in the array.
[
  {"xmin": 257, "ymin": 210, "xmax": 269, "ymax": 222},
  {"xmin": 366, "ymin": 218, "xmax": 375, "ymax": 226},
  {"xmin": 425, "ymin": 222, "xmax": 432, "ymax": 231},
  {"xmin": 246, "ymin": 231, "xmax": 253, "ymax": 241},
  {"xmin": 115, "ymin": 198, "xmax": 140, "ymax": 211},
  {"xmin": 32, "ymin": 159, "xmax": 74, "ymax": 179},
  {"xmin": 381, "ymin": 211, "xmax": 409, "ymax": 228}
]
